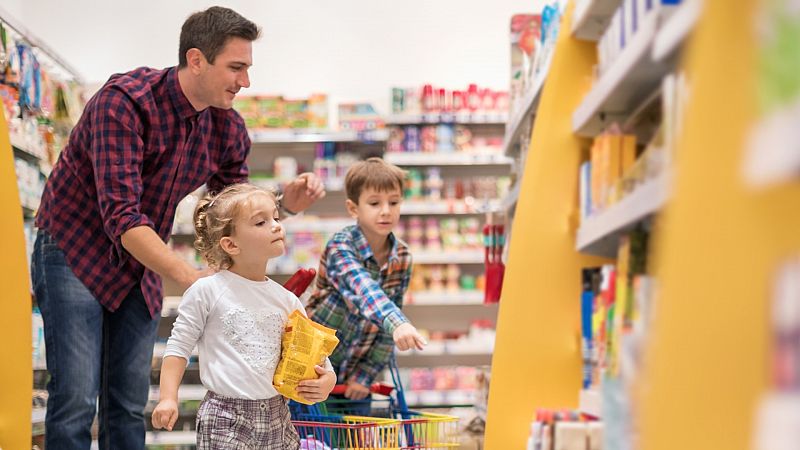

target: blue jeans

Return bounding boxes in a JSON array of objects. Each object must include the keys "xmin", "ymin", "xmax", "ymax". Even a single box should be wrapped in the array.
[{"xmin": 31, "ymin": 230, "xmax": 159, "ymax": 450}]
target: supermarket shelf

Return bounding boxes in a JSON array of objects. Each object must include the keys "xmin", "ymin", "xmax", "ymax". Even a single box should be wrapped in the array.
[
  {"xmin": 576, "ymin": 173, "xmax": 670, "ymax": 257},
  {"xmin": 413, "ymin": 250, "xmax": 484, "ymax": 265},
  {"xmin": 401, "ymin": 199, "xmax": 500, "ymax": 215},
  {"xmin": 149, "ymin": 384, "xmax": 207, "ymax": 402},
  {"xmin": 385, "ymin": 112, "xmax": 507, "ymax": 125},
  {"xmin": 146, "ymin": 431, "xmax": 196, "ymax": 445},
  {"xmin": 652, "ymin": 0, "xmax": 702, "ymax": 62},
  {"xmin": 249, "ymin": 128, "xmax": 389, "ymax": 143},
  {"xmin": 384, "ymin": 151, "xmax": 512, "ymax": 166},
  {"xmin": 503, "ymin": 66, "xmax": 548, "ymax": 155},
  {"xmin": 404, "ymin": 389, "xmax": 476, "ymax": 408},
  {"xmin": 572, "ymin": 12, "xmax": 665, "ymax": 137},
  {"xmin": 579, "ymin": 389, "xmax": 602, "ymax": 418},
  {"xmin": 501, "ymin": 182, "xmax": 521, "ymax": 212},
  {"xmin": 408, "ymin": 290, "xmax": 484, "ymax": 305},
  {"xmin": 32, "ymin": 407, "xmax": 46, "ymax": 425},
  {"xmin": 10, "ymin": 135, "xmax": 42, "ymax": 162},
  {"xmin": 571, "ymin": 0, "xmax": 623, "ymax": 41},
  {"xmin": 397, "ymin": 352, "xmax": 493, "ymax": 367}
]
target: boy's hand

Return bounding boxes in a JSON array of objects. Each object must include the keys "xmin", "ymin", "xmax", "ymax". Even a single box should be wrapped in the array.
[
  {"xmin": 392, "ymin": 322, "xmax": 427, "ymax": 351},
  {"xmin": 297, "ymin": 365, "xmax": 336, "ymax": 404},
  {"xmin": 344, "ymin": 380, "xmax": 371, "ymax": 401},
  {"xmin": 151, "ymin": 399, "xmax": 179, "ymax": 431}
]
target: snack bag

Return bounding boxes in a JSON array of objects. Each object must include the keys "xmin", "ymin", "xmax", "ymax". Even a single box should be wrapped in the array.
[{"xmin": 273, "ymin": 310, "xmax": 339, "ymax": 404}]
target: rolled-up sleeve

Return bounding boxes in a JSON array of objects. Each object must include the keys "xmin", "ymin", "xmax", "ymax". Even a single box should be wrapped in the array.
[
  {"xmin": 89, "ymin": 87, "xmax": 155, "ymax": 267},
  {"xmin": 207, "ymin": 115, "xmax": 250, "ymax": 194}
]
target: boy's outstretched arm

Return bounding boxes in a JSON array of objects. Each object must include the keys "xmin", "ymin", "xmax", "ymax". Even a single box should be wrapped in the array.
[{"xmin": 151, "ymin": 356, "xmax": 187, "ymax": 431}]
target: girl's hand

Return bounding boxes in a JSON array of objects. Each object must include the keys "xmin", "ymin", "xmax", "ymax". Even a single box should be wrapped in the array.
[
  {"xmin": 151, "ymin": 399, "xmax": 179, "ymax": 431},
  {"xmin": 296, "ymin": 365, "xmax": 336, "ymax": 404}
]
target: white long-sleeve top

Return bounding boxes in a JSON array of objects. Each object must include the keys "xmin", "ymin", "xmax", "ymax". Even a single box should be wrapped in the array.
[{"xmin": 164, "ymin": 270, "xmax": 332, "ymax": 400}]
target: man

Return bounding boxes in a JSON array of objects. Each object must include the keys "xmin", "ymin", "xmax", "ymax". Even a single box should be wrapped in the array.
[{"xmin": 31, "ymin": 6, "xmax": 324, "ymax": 449}]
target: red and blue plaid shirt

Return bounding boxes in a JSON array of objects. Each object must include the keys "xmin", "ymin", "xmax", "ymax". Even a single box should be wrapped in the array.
[
  {"xmin": 306, "ymin": 225, "xmax": 412, "ymax": 386},
  {"xmin": 36, "ymin": 66, "xmax": 250, "ymax": 318}
]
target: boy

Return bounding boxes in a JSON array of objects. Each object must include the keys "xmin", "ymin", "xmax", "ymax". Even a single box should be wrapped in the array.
[{"xmin": 307, "ymin": 157, "xmax": 426, "ymax": 400}]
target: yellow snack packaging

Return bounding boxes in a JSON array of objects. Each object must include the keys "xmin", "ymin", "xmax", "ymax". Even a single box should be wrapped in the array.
[{"xmin": 273, "ymin": 310, "xmax": 339, "ymax": 404}]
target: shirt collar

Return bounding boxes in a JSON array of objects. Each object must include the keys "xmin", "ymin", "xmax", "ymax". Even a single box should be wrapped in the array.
[
  {"xmin": 167, "ymin": 67, "xmax": 202, "ymax": 121},
  {"xmin": 351, "ymin": 225, "xmax": 400, "ymax": 265}
]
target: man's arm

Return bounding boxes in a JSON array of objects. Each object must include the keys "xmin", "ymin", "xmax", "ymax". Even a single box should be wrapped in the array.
[{"xmin": 121, "ymin": 226, "xmax": 208, "ymax": 292}]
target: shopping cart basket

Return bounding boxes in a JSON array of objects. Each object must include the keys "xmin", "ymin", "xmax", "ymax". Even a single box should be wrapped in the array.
[{"xmin": 291, "ymin": 356, "xmax": 460, "ymax": 449}]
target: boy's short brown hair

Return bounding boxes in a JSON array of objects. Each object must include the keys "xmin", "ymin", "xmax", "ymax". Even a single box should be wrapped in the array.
[{"xmin": 345, "ymin": 157, "xmax": 406, "ymax": 204}]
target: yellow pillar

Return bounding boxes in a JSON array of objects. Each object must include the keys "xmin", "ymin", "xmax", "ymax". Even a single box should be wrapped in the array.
[
  {"xmin": 485, "ymin": 2, "xmax": 612, "ymax": 447},
  {"xmin": 0, "ymin": 111, "xmax": 33, "ymax": 447},
  {"xmin": 641, "ymin": 0, "xmax": 800, "ymax": 448}
]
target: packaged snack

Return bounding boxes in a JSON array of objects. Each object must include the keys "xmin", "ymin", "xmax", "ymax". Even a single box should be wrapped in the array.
[{"xmin": 273, "ymin": 310, "xmax": 339, "ymax": 404}]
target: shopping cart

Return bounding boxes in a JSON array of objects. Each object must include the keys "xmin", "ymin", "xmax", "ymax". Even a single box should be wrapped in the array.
[{"xmin": 290, "ymin": 357, "xmax": 460, "ymax": 449}]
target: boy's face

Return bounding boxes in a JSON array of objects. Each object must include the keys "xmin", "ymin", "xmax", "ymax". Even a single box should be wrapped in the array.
[{"xmin": 346, "ymin": 186, "xmax": 402, "ymax": 241}]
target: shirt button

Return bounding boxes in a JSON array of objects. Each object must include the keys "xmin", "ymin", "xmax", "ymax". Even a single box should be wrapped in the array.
[{"xmin": 260, "ymin": 402, "xmax": 267, "ymax": 410}]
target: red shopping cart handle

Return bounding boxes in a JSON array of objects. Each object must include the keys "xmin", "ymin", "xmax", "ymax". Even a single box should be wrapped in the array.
[{"xmin": 330, "ymin": 382, "xmax": 395, "ymax": 396}]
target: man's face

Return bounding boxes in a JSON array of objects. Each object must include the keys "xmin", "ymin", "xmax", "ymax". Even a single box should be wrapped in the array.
[{"xmin": 198, "ymin": 37, "xmax": 252, "ymax": 109}]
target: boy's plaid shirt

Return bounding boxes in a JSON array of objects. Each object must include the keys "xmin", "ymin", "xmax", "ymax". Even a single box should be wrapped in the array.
[{"xmin": 306, "ymin": 225, "xmax": 412, "ymax": 386}]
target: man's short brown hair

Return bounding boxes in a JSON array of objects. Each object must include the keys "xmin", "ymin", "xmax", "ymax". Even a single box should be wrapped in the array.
[
  {"xmin": 345, "ymin": 157, "xmax": 406, "ymax": 204},
  {"xmin": 179, "ymin": 6, "xmax": 261, "ymax": 68}
]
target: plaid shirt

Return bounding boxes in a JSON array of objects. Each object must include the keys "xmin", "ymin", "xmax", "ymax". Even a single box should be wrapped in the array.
[
  {"xmin": 306, "ymin": 225, "xmax": 412, "ymax": 386},
  {"xmin": 36, "ymin": 66, "xmax": 250, "ymax": 318}
]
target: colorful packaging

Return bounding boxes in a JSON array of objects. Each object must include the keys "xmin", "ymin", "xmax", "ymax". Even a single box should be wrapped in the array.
[{"xmin": 273, "ymin": 310, "xmax": 339, "ymax": 405}]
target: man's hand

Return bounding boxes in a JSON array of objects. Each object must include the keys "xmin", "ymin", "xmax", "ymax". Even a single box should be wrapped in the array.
[
  {"xmin": 344, "ymin": 380, "xmax": 371, "ymax": 401},
  {"xmin": 151, "ymin": 399, "xmax": 179, "ymax": 431},
  {"xmin": 180, "ymin": 267, "xmax": 216, "ymax": 292},
  {"xmin": 392, "ymin": 322, "xmax": 427, "ymax": 351},
  {"xmin": 281, "ymin": 173, "xmax": 326, "ymax": 214},
  {"xmin": 296, "ymin": 365, "xmax": 337, "ymax": 404}
]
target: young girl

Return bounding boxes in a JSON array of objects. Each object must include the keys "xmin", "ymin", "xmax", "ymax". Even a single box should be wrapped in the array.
[{"xmin": 151, "ymin": 183, "xmax": 336, "ymax": 449}]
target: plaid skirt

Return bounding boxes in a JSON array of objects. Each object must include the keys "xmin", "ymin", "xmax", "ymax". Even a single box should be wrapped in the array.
[{"xmin": 196, "ymin": 391, "xmax": 300, "ymax": 450}]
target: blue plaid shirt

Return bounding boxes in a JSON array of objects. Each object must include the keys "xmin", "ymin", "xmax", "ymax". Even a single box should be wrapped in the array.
[{"xmin": 306, "ymin": 225, "xmax": 412, "ymax": 386}]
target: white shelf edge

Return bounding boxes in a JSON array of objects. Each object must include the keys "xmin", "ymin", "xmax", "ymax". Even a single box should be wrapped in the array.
[
  {"xmin": 146, "ymin": 430, "xmax": 197, "ymax": 445},
  {"xmin": 576, "ymin": 173, "xmax": 670, "ymax": 256},
  {"xmin": 385, "ymin": 113, "xmax": 507, "ymax": 125},
  {"xmin": 32, "ymin": 407, "xmax": 46, "ymax": 424},
  {"xmin": 413, "ymin": 250, "xmax": 484, "ymax": 264},
  {"xmin": 409, "ymin": 290, "xmax": 485, "ymax": 305},
  {"xmin": 503, "ymin": 64, "xmax": 550, "ymax": 154},
  {"xmin": 401, "ymin": 199, "xmax": 500, "ymax": 215},
  {"xmin": 502, "ymin": 182, "xmax": 522, "ymax": 212},
  {"xmin": 149, "ymin": 384, "xmax": 207, "ymax": 402},
  {"xmin": 384, "ymin": 151, "xmax": 512, "ymax": 166},
  {"xmin": 572, "ymin": 11, "xmax": 662, "ymax": 137},
  {"xmin": 249, "ymin": 128, "xmax": 389, "ymax": 144},
  {"xmin": 652, "ymin": 0, "xmax": 703, "ymax": 62},
  {"xmin": 571, "ymin": 0, "xmax": 623, "ymax": 41},
  {"xmin": 579, "ymin": 389, "xmax": 602, "ymax": 418}
]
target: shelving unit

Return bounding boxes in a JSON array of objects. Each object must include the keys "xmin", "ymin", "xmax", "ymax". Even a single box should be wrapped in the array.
[
  {"xmin": 503, "ymin": 65, "xmax": 549, "ymax": 156},
  {"xmin": 571, "ymin": 0, "xmax": 623, "ymax": 41},
  {"xmin": 396, "ymin": 352, "xmax": 493, "ymax": 367},
  {"xmin": 384, "ymin": 151, "xmax": 512, "ymax": 166},
  {"xmin": 487, "ymin": 0, "xmax": 707, "ymax": 448},
  {"xmin": 249, "ymin": 128, "xmax": 389, "ymax": 143},
  {"xmin": 572, "ymin": 11, "xmax": 665, "ymax": 136},
  {"xmin": 385, "ymin": 113, "xmax": 507, "ymax": 125},
  {"xmin": 0, "ymin": 6, "xmax": 85, "ymax": 448},
  {"xmin": 576, "ymin": 173, "xmax": 671, "ymax": 257}
]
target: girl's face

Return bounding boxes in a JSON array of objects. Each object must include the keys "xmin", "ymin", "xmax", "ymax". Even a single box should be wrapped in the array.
[{"xmin": 224, "ymin": 193, "xmax": 285, "ymax": 266}]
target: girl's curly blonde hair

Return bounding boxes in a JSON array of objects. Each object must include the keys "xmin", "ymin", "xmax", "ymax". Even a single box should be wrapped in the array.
[{"xmin": 193, "ymin": 183, "xmax": 277, "ymax": 270}]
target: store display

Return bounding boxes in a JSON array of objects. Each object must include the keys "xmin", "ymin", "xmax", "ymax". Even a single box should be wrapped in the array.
[
  {"xmin": 391, "ymin": 83, "xmax": 509, "ymax": 118},
  {"xmin": 233, "ymin": 94, "xmax": 329, "ymax": 129}
]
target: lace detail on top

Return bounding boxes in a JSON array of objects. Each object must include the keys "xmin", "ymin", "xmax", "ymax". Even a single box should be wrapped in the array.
[{"xmin": 221, "ymin": 308, "xmax": 283, "ymax": 373}]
